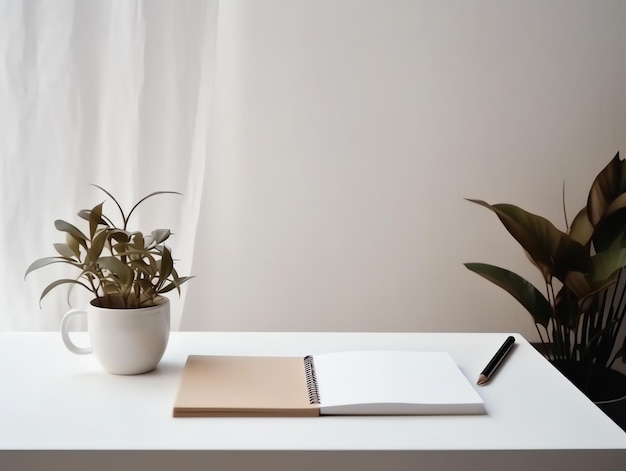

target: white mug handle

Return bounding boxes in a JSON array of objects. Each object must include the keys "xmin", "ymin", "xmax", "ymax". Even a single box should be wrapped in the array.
[{"xmin": 61, "ymin": 309, "xmax": 92, "ymax": 355}]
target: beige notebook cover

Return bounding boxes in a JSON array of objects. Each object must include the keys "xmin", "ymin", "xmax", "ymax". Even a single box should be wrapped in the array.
[
  {"xmin": 172, "ymin": 352, "xmax": 485, "ymax": 417},
  {"xmin": 173, "ymin": 355, "xmax": 319, "ymax": 417}
]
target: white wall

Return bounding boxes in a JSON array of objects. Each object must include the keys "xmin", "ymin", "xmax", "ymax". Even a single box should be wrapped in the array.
[{"xmin": 182, "ymin": 0, "xmax": 626, "ymax": 338}]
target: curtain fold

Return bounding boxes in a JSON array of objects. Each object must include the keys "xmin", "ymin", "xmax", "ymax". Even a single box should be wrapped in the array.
[{"xmin": 0, "ymin": 0, "xmax": 217, "ymax": 330}]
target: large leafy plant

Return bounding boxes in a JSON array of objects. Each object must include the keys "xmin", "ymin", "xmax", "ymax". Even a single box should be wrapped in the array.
[
  {"xmin": 25, "ymin": 186, "xmax": 192, "ymax": 309},
  {"xmin": 465, "ymin": 153, "xmax": 626, "ymax": 400}
]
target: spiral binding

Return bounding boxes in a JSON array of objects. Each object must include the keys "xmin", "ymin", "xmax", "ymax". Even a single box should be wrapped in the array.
[{"xmin": 303, "ymin": 355, "xmax": 321, "ymax": 404}]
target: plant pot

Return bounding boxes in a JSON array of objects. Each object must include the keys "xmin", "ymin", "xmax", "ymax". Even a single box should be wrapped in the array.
[
  {"xmin": 551, "ymin": 359, "xmax": 626, "ymax": 431},
  {"xmin": 61, "ymin": 297, "xmax": 170, "ymax": 375},
  {"xmin": 596, "ymin": 395, "xmax": 626, "ymax": 432}
]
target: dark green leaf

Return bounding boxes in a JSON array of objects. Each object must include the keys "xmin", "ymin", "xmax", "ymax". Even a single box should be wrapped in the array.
[
  {"xmin": 590, "ymin": 244, "xmax": 626, "ymax": 282},
  {"xmin": 554, "ymin": 287, "xmax": 580, "ymax": 329},
  {"xmin": 569, "ymin": 208, "xmax": 593, "ymax": 246},
  {"xmin": 587, "ymin": 152, "xmax": 626, "ymax": 225},
  {"xmin": 464, "ymin": 262, "xmax": 552, "ymax": 327},
  {"xmin": 592, "ymin": 210, "xmax": 626, "ymax": 253},
  {"xmin": 466, "ymin": 199, "xmax": 592, "ymax": 282},
  {"xmin": 563, "ymin": 271, "xmax": 616, "ymax": 302}
]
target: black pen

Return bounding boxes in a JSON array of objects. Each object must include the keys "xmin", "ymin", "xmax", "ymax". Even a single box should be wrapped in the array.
[{"xmin": 477, "ymin": 335, "xmax": 515, "ymax": 385}]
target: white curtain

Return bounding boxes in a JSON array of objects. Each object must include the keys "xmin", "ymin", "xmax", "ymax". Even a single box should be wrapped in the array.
[{"xmin": 0, "ymin": 0, "xmax": 218, "ymax": 330}]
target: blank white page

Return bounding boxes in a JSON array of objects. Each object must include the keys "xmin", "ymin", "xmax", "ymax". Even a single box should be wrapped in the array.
[{"xmin": 312, "ymin": 351, "xmax": 485, "ymax": 415}]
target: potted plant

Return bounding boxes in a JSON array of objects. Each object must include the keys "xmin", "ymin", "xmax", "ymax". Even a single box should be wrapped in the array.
[
  {"xmin": 464, "ymin": 153, "xmax": 626, "ymax": 409},
  {"xmin": 25, "ymin": 186, "xmax": 192, "ymax": 374}
]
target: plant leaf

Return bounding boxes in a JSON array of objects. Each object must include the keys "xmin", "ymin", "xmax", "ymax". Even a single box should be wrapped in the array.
[
  {"xmin": 25, "ymin": 257, "xmax": 75, "ymax": 279},
  {"xmin": 464, "ymin": 262, "xmax": 552, "ymax": 327},
  {"xmin": 54, "ymin": 243, "xmax": 77, "ymax": 259},
  {"xmin": 563, "ymin": 271, "xmax": 617, "ymax": 302},
  {"xmin": 39, "ymin": 278, "xmax": 91, "ymax": 304},
  {"xmin": 85, "ymin": 229, "xmax": 109, "ymax": 266},
  {"xmin": 568, "ymin": 207, "xmax": 593, "ymax": 246},
  {"xmin": 590, "ymin": 244, "xmax": 626, "ymax": 282},
  {"xmin": 158, "ymin": 246, "xmax": 174, "ymax": 285},
  {"xmin": 96, "ymin": 256, "xmax": 134, "ymax": 288},
  {"xmin": 466, "ymin": 199, "xmax": 592, "ymax": 282},
  {"xmin": 88, "ymin": 202, "xmax": 105, "ymax": 239},
  {"xmin": 159, "ymin": 276, "xmax": 194, "ymax": 294},
  {"xmin": 553, "ymin": 286, "xmax": 579, "ymax": 329},
  {"xmin": 130, "ymin": 231, "xmax": 145, "ymax": 250},
  {"xmin": 66, "ymin": 232, "xmax": 81, "ymax": 259},
  {"xmin": 125, "ymin": 191, "xmax": 181, "ymax": 226},
  {"xmin": 151, "ymin": 229, "xmax": 171, "ymax": 245},
  {"xmin": 136, "ymin": 279, "xmax": 157, "ymax": 298},
  {"xmin": 587, "ymin": 152, "xmax": 626, "ymax": 225},
  {"xmin": 91, "ymin": 184, "xmax": 126, "ymax": 227},
  {"xmin": 54, "ymin": 220, "xmax": 88, "ymax": 249}
]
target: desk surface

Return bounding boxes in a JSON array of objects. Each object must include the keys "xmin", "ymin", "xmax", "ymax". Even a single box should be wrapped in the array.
[{"xmin": 1, "ymin": 331, "xmax": 625, "ymax": 470}]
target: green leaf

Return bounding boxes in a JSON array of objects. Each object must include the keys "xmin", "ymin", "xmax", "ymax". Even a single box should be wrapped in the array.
[
  {"xmin": 151, "ymin": 229, "xmax": 171, "ymax": 245},
  {"xmin": 569, "ymin": 208, "xmax": 593, "ymax": 246},
  {"xmin": 466, "ymin": 199, "xmax": 592, "ymax": 282},
  {"xmin": 85, "ymin": 229, "xmax": 109, "ymax": 266},
  {"xmin": 89, "ymin": 202, "xmax": 105, "ymax": 239},
  {"xmin": 65, "ymin": 233, "xmax": 81, "ymax": 260},
  {"xmin": 587, "ymin": 152, "xmax": 626, "ymax": 225},
  {"xmin": 559, "ymin": 241, "xmax": 626, "ymax": 301},
  {"xmin": 592, "ymin": 211, "xmax": 626, "ymax": 253},
  {"xmin": 25, "ymin": 257, "xmax": 77, "ymax": 279},
  {"xmin": 563, "ymin": 271, "xmax": 617, "ymax": 302},
  {"xmin": 54, "ymin": 243, "xmax": 77, "ymax": 259},
  {"xmin": 39, "ymin": 278, "xmax": 92, "ymax": 304},
  {"xmin": 97, "ymin": 256, "xmax": 134, "ymax": 288},
  {"xmin": 54, "ymin": 220, "xmax": 88, "ymax": 249},
  {"xmin": 130, "ymin": 232, "xmax": 145, "ymax": 250},
  {"xmin": 129, "ymin": 258, "xmax": 156, "ymax": 278},
  {"xmin": 590, "ymin": 244, "xmax": 626, "ymax": 282},
  {"xmin": 77, "ymin": 209, "xmax": 90, "ymax": 222},
  {"xmin": 158, "ymin": 246, "xmax": 174, "ymax": 285},
  {"xmin": 91, "ymin": 184, "xmax": 126, "ymax": 226},
  {"xmin": 107, "ymin": 229, "xmax": 130, "ymax": 244},
  {"xmin": 159, "ymin": 276, "xmax": 194, "ymax": 295},
  {"xmin": 136, "ymin": 279, "xmax": 157, "ymax": 297},
  {"xmin": 464, "ymin": 262, "xmax": 552, "ymax": 327},
  {"xmin": 125, "ymin": 191, "xmax": 181, "ymax": 226},
  {"xmin": 553, "ymin": 286, "xmax": 579, "ymax": 329}
]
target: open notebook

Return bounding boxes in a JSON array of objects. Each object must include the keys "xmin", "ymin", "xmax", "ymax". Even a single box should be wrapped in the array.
[{"xmin": 172, "ymin": 351, "xmax": 485, "ymax": 417}]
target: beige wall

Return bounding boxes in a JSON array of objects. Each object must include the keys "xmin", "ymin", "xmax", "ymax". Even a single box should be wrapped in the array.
[{"xmin": 182, "ymin": 0, "xmax": 626, "ymax": 339}]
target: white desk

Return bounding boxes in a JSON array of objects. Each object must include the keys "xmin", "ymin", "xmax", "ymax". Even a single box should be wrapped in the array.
[{"xmin": 1, "ymin": 332, "xmax": 624, "ymax": 470}]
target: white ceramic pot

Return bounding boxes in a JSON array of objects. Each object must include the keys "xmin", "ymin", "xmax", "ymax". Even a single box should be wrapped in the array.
[{"xmin": 61, "ymin": 297, "xmax": 170, "ymax": 375}]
